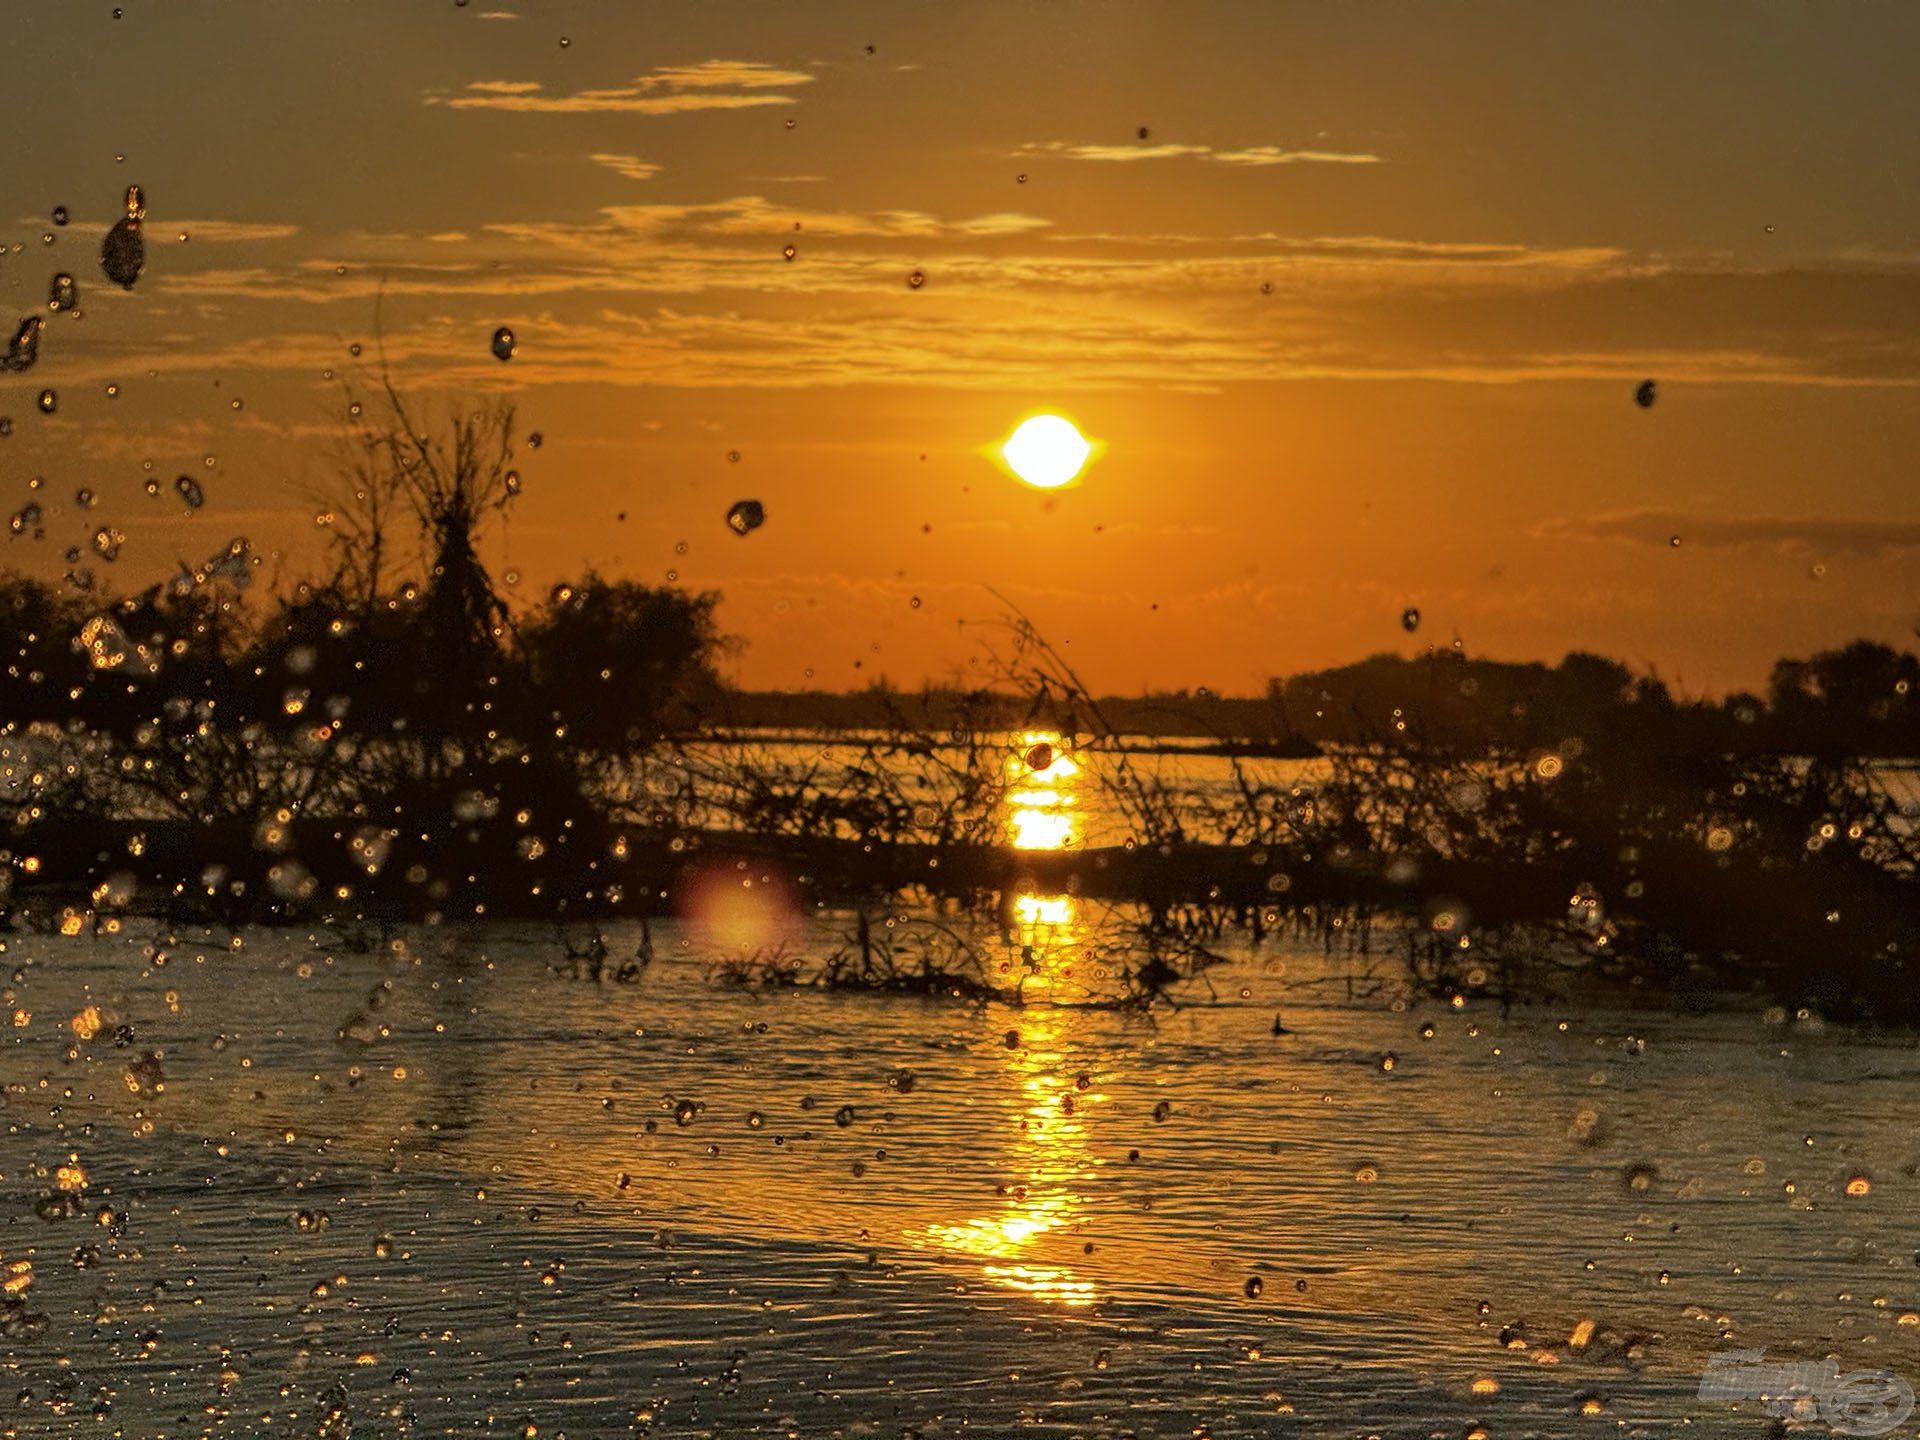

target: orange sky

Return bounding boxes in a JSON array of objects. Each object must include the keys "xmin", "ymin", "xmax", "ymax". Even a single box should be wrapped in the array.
[{"xmin": 5, "ymin": 2, "xmax": 1919, "ymax": 694}]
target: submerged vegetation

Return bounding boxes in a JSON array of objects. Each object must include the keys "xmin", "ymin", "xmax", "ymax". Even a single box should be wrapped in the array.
[{"xmin": 0, "ymin": 387, "xmax": 1915, "ymax": 1021}]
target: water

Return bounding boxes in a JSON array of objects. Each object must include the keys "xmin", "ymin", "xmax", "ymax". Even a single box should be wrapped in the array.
[{"xmin": 5, "ymin": 916, "xmax": 1916, "ymax": 1437}]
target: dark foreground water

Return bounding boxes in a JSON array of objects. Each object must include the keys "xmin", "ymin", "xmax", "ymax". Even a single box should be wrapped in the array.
[{"xmin": 3, "ymin": 915, "xmax": 1917, "ymax": 1438}]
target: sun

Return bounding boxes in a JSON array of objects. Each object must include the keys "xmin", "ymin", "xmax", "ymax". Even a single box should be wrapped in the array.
[{"xmin": 1001, "ymin": 414, "xmax": 1095, "ymax": 490}]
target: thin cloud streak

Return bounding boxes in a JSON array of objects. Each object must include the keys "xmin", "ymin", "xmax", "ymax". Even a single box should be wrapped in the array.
[
  {"xmin": 1534, "ymin": 510, "xmax": 1920, "ymax": 556},
  {"xmin": 1017, "ymin": 139, "xmax": 1382, "ymax": 166},
  {"xmin": 428, "ymin": 59, "xmax": 815, "ymax": 115}
]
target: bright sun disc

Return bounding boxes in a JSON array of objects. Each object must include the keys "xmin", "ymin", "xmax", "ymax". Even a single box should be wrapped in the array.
[{"xmin": 1002, "ymin": 414, "xmax": 1093, "ymax": 489}]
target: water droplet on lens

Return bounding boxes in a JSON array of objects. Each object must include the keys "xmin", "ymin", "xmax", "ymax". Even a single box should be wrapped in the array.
[
  {"xmin": 491, "ymin": 326, "xmax": 517, "ymax": 361},
  {"xmin": 726, "ymin": 499, "xmax": 765, "ymax": 536},
  {"xmin": 51, "ymin": 206, "xmax": 68, "ymax": 226},
  {"xmin": 37, "ymin": 389, "xmax": 56, "ymax": 414},
  {"xmin": 175, "ymin": 475, "xmax": 205, "ymax": 509},
  {"xmin": 48, "ymin": 273, "xmax": 77, "ymax": 312},
  {"xmin": 1634, "ymin": 378, "xmax": 1657, "ymax": 408},
  {"xmin": 100, "ymin": 186, "xmax": 146, "ymax": 289},
  {"xmin": 4, "ymin": 317, "xmax": 44, "ymax": 372},
  {"xmin": 1244, "ymin": 1276, "xmax": 1263, "ymax": 1298},
  {"xmin": 907, "ymin": 269, "xmax": 926, "ymax": 289},
  {"xmin": 1401, "ymin": 607, "xmax": 1421, "ymax": 632}
]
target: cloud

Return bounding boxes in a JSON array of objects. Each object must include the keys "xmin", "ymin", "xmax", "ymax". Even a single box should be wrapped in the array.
[
  {"xmin": 430, "ymin": 59, "xmax": 814, "ymax": 115},
  {"xmin": 1018, "ymin": 139, "xmax": 1382, "ymax": 167},
  {"xmin": 589, "ymin": 153, "xmax": 663, "ymax": 182},
  {"xmin": 18, "ymin": 217, "xmax": 301, "ymax": 242},
  {"xmin": 1212, "ymin": 146, "xmax": 1384, "ymax": 167},
  {"xmin": 947, "ymin": 212, "xmax": 1054, "ymax": 237},
  {"xmin": 489, "ymin": 195, "xmax": 1051, "ymax": 243},
  {"xmin": 645, "ymin": 60, "xmax": 814, "ymax": 90},
  {"xmin": 1034, "ymin": 142, "xmax": 1210, "ymax": 163},
  {"xmin": 172, "ymin": 219, "xmax": 303, "ymax": 243},
  {"xmin": 1533, "ymin": 510, "xmax": 1920, "ymax": 556}
]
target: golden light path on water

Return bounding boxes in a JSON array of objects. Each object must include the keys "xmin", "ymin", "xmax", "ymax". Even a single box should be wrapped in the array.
[{"xmin": 911, "ymin": 732, "xmax": 1100, "ymax": 1305}]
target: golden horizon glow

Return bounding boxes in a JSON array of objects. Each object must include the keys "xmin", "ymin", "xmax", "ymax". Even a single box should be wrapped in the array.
[{"xmin": 1001, "ymin": 414, "xmax": 1095, "ymax": 490}]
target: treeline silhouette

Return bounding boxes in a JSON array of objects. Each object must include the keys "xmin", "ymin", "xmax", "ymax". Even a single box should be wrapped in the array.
[
  {"xmin": 0, "ymin": 384, "xmax": 1912, "ymax": 1020},
  {"xmin": 720, "ymin": 643, "xmax": 1920, "ymax": 759},
  {"xmin": 0, "ymin": 386, "xmax": 723, "ymax": 923}
]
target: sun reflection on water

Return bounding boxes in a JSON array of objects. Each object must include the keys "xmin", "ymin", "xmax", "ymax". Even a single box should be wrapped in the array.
[
  {"xmin": 914, "ymin": 994, "xmax": 1101, "ymax": 1306},
  {"xmin": 910, "ymin": 734, "xmax": 1101, "ymax": 1305},
  {"xmin": 1006, "ymin": 731, "xmax": 1079, "ymax": 852}
]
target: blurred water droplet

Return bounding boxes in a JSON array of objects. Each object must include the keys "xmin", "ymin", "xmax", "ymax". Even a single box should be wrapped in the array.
[
  {"xmin": 491, "ymin": 326, "xmax": 517, "ymax": 361},
  {"xmin": 1401, "ymin": 607, "xmax": 1421, "ymax": 632},
  {"xmin": 37, "ymin": 389, "xmax": 56, "ymax": 414},
  {"xmin": 100, "ymin": 185, "xmax": 146, "ymax": 289},
  {"xmin": 51, "ymin": 206, "xmax": 68, "ymax": 226},
  {"xmin": 48, "ymin": 273, "xmax": 77, "ymax": 312},
  {"xmin": 726, "ymin": 499, "xmax": 765, "ymax": 536},
  {"xmin": 176, "ymin": 475, "xmax": 206, "ymax": 509},
  {"xmin": 907, "ymin": 269, "xmax": 926, "ymax": 290},
  {"xmin": 4, "ymin": 317, "xmax": 44, "ymax": 372},
  {"xmin": 1634, "ymin": 379, "xmax": 1657, "ymax": 408}
]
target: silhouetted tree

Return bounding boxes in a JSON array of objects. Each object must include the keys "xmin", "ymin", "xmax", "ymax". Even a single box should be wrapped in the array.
[{"xmin": 520, "ymin": 575, "xmax": 725, "ymax": 755}]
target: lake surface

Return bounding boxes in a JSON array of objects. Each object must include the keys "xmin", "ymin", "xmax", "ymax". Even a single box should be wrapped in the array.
[{"xmin": 5, "ymin": 911, "xmax": 1917, "ymax": 1438}]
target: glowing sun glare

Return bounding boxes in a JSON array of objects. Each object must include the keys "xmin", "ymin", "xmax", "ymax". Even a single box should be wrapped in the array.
[{"xmin": 1002, "ymin": 414, "xmax": 1094, "ymax": 489}]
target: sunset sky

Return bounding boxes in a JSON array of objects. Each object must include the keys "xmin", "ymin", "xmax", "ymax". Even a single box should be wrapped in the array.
[{"xmin": 6, "ymin": 1, "xmax": 1919, "ymax": 695}]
